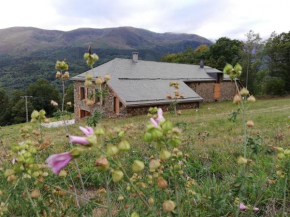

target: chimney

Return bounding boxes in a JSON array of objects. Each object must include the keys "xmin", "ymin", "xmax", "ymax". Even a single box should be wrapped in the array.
[
  {"xmin": 200, "ymin": 60, "xmax": 204, "ymax": 68},
  {"xmin": 132, "ymin": 52, "xmax": 138, "ymax": 63}
]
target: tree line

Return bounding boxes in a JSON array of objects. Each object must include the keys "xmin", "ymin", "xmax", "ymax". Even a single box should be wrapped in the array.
[
  {"xmin": 162, "ymin": 31, "xmax": 290, "ymax": 95},
  {"xmin": 0, "ymin": 79, "xmax": 73, "ymax": 126}
]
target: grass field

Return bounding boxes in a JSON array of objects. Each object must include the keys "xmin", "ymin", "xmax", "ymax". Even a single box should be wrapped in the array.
[{"xmin": 1, "ymin": 97, "xmax": 290, "ymax": 216}]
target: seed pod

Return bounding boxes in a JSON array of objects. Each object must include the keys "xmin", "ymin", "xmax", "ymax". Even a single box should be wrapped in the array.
[
  {"xmin": 179, "ymin": 93, "xmax": 184, "ymax": 99},
  {"xmin": 240, "ymin": 88, "xmax": 249, "ymax": 96},
  {"xmin": 149, "ymin": 159, "xmax": 160, "ymax": 171},
  {"xmin": 148, "ymin": 197, "xmax": 154, "ymax": 205},
  {"xmin": 162, "ymin": 200, "xmax": 175, "ymax": 212},
  {"xmin": 237, "ymin": 156, "xmax": 247, "ymax": 165},
  {"xmin": 106, "ymin": 144, "xmax": 119, "ymax": 156},
  {"xmin": 59, "ymin": 170, "xmax": 67, "ymax": 177},
  {"xmin": 30, "ymin": 189, "xmax": 40, "ymax": 199},
  {"xmin": 233, "ymin": 94, "xmax": 241, "ymax": 104},
  {"xmin": 166, "ymin": 94, "xmax": 172, "ymax": 99},
  {"xmin": 118, "ymin": 140, "xmax": 131, "ymax": 151},
  {"xmin": 95, "ymin": 77, "xmax": 104, "ymax": 85},
  {"xmin": 160, "ymin": 149, "xmax": 171, "ymax": 160},
  {"xmin": 112, "ymin": 170, "xmax": 124, "ymax": 182},
  {"xmin": 55, "ymin": 71, "xmax": 61, "ymax": 79},
  {"xmin": 157, "ymin": 177, "xmax": 168, "ymax": 189},
  {"xmin": 247, "ymin": 95, "xmax": 256, "ymax": 102},
  {"xmin": 132, "ymin": 160, "xmax": 145, "ymax": 173},
  {"xmin": 85, "ymin": 73, "xmax": 93, "ymax": 81},
  {"xmin": 246, "ymin": 120, "xmax": 254, "ymax": 127},
  {"xmin": 104, "ymin": 74, "xmax": 111, "ymax": 81},
  {"xmin": 84, "ymin": 80, "xmax": 93, "ymax": 88},
  {"xmin": 95, "ymin": 156, "xmax": 110, "ymax": 171}
]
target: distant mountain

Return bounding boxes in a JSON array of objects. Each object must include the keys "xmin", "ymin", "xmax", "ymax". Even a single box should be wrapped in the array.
[{"xmin": 0, "ymin": 26, "xmax": 212, "ymax": 93}]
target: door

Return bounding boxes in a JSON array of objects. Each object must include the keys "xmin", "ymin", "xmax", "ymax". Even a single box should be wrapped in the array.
[{"xmin": 214, "ymin": 84, "xmax": 221, "ymax": 99}]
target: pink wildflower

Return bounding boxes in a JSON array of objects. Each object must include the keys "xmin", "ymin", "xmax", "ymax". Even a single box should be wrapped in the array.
[
  {"xmin": 239, "ymin": 203, "xmax": 246, "ymax": 210},
  {"xmin": 79, "ymin": 126, "xmax": 94, "ymax": 136},
  {"xmin": 46, "ymin": 152, "xmax": 72, "ymax": 174},
  {"xmin": 150, "ymin": 108, "xmax": 165, "ymax": 127},
  {"xmin": 69, "ymin": 135, "xmax": 90, "ymax": 145},
  {"xmin": 253, "ymin": 207, "xmax": 259, "ymax": 211}
]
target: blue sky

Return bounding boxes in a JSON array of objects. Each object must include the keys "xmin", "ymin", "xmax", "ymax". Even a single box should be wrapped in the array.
[{"xmin": 0, "ymin": 0, "xmax": 289, "ymax": 40}]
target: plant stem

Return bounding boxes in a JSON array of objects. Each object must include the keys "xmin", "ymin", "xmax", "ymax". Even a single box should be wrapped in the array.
[
  {"xmin": 174, "ymin": 173, "xmax": 181, "ymax": 217},
  {"xmin": 62, "ymin": 80, "xmax": 65, "ymax": 112},
  {"xmin": 282, "ymin": 176, "xmax": 288, "ymax": 217},
  {"xmin": 234, "ymin": 78, "xmax": 248, "ymax": 217},
  {"xmin": 23, "ymin": 179, "xmax": 40, "ymax": 217},
  {"xmin": 105, "ymin": 173, "xmax": 112, "ymax": 217}
]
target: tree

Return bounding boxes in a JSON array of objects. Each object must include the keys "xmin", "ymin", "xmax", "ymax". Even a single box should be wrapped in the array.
[
  {"xmin": 264, "ymin": 31, "xmax": 290, "ymax": 92},
  {"xmin": 26, "ymin": 79, "xmax": 61, "ymax": 116},
  {"xmin": 65, "ymin": 84, "xmax": 74, "ymax": 112},
  {"xmin": 207, "ymin": 37, "xmax": 243, "ymax": 70},
  {"xmin": 0, "ymin": 88, "xmax": 9, "ymax": 125},
  {"xmin": 240, "ymin": 30, "xmax": 264, "ymax": 93}
]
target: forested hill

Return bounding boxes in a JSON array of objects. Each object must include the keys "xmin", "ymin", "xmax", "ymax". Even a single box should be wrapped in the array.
[{"xmin": 0, "ymin": 26, "xmax": 211, "ymax": 94}]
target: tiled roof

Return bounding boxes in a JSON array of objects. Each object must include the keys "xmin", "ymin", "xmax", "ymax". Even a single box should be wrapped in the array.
[{"xmin": 72, "ymin": 58, "xmax": 226, "ymax": 107}]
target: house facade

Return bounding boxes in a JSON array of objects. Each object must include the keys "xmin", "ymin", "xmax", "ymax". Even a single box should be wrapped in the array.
[{"xmin": 71, "ymin": 53, "xmax": 236, "ymax": 120}]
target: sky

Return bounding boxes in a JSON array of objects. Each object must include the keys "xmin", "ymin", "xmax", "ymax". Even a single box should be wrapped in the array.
[{"xmin": 0, "ymin": 0, "xmax": 289, "ymax": 41}]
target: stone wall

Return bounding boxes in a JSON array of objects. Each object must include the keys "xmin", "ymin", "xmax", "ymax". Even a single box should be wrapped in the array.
[
  {"xmin": 186, "ymin": 81, "xmax": 216, "ymax": 102},
  {"xmin": 73, "ymin": 81, "xmax": 116, "ymax": 121},
  {"xmin": 220, "ymin": 81, "xmax": 236, "ymax": 101},
  {"xmin": 185, "ymin": 81, "xmax": 236, "ymax": 102},
  {"xmin": 126, "ymin": 102, "xmax": 199, "ymax": 116}
]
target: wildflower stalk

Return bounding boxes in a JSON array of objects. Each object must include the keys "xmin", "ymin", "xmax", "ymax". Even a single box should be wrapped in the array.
[
  {"xmin": 282, "ymin": 176, "xmax": 288, "ymax": 217},
  {"xmin": 23, "ymin": 180, "xmax": 40, "ymax": 217},
  {"xmin": 234, "ymin": 78, "xmax": 247, "ymax": 217},
  {"xmin": 174, "ymin": 172, "xmax": 181, "ymax": 217},
  {"xmin": 58, "ymin": 70, "xmax": 87, "ymax": 201}
]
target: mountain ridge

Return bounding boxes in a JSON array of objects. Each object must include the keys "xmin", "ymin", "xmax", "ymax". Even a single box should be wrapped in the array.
[{"xmin": 0, "ymin": 26, "xmax": 212, "ymax": 93}]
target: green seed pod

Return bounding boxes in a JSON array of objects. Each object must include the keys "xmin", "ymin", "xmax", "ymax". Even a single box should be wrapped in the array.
[
  {"xmin": 31, "ymin": 110, "xmax": 39, "ymax": 119},
  {"xmin": 240, "ymin": 88, "xmax": 249, "ymax": 96},
  {"xmin": 86, "ymin": 135, "xmax": 98, "ymax": 146},
  {"xmin": 39, "ymin": 109, "xmax": 46, "ymax": 119},
  {"xmin": 118, "ymin": 140, "xmax": 131, "ymax": 151},
  {"xmin": 106, "ymin": 144, "xmax": 119, "ymax": 156},
  {"xmin": 169, "ymin": 137, "xmax": 182, "ymax": 147},
  {"xmin": 132, "ymin": 160, "xmax": 145, "ymax": 173},
  {"xmin": 83, "ymin": 53, "xmax": 90, "ymax": 60},
  {"xmin": 162, "ymin": 120, "xmax": 173, "ymax": 132},
  {"xmin": 95, "ymin": 125, "xmax": 105, "ymax": 135},
  {"xmin": 143, "ymin": 132, "xmax": 152, "ymax": 142},
  {"xmin": 130, "ymin": 212, "xmax": 139, "ymax": 217},
  {"xmin": 160, "ymin": 149, "xmax": 171, "ymax": 160},
  {"xmin": 112, "ymin": 170, "xmax": 124, "ymax": 182},
  {"xmin": 151, "ymin": 128, "xmax": 163, "ymax": 139},
  {"xmin": 4, "ymin": 169, "xmax": 15, "ymax": 178},
  {"xmin": 84, "ymin": 80, "xmax": 93, "ymax": 88},
  {"xmin": 69, "ymin": 148, "xmax": 83, "ymax": 158},
  {"xmin": 278, "ymin": 153, "xmax": 285, "ymax": 159},
  {"xmin": 149, "ymin": 159, "xmax": 160, "ymax": 171}
]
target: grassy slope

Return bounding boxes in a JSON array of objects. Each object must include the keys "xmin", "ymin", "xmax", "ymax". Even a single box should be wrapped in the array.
[{"xmin": 1, "ymin": 97, "xmax": 290, "ymax": 216}]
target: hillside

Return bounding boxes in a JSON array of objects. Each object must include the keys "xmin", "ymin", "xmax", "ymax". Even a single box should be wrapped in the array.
[{"xmin": 0, "ymin": 26, "xmax": 211, "ymax": 94}]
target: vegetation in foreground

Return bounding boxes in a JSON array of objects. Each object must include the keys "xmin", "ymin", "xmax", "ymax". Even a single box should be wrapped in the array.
[
  {"xmin": 1, "ymin": 96, "xmax": 290, "ymax": 216},
  {"xmin": 1, "ymin": 54, "xmax": 290, "ymax": 217}
]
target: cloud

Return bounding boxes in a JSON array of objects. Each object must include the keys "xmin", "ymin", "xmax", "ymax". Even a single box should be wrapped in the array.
[{"xmin": 0, "ymin": 0, "xmax": 289, "ymax": 40}]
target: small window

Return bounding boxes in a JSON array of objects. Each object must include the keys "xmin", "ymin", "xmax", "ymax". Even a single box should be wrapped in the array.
[
  {"xmin": 80, "ymin": 87, "xmax": 86, "ymax": 100},
  {"xmin": 80, "ymin": 109, "xmax": 90, "ymax": 118}
]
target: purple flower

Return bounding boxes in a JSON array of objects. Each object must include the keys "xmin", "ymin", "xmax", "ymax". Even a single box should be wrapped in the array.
[
  {"xmin": 69, "ymin": 136, "xmax": 90, "ymax": 145},
  {"xmin": 253, "ymin": 207, "xmax": 259, "ymax": 211},
  {"xmin": 156, "ymin": 108, "xmax": 164, "ymax": 123},
  {"xmin": 150, "ymin": 108, "xmax": 165, "ymax": 127},
  {"xmin": 46, "ymin": 152, "xmax": 72, "ymax": 174},
  {"xmin": 79, "ymin": 126, "xmax": 94, "ymax": 136},
  {"xmin": 239, "ymin": 203, "xmax": 246, "ymax": 210}
]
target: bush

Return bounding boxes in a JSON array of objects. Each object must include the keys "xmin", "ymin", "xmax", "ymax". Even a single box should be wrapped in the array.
[{"xmin": 263, "ymin": 77, "xmax": 285, "ymax": 95}]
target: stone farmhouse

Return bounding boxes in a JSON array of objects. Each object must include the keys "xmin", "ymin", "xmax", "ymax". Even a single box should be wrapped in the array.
[{"xmin": 71, "ymin": 52, "xmax": 236, "ymax": 120}]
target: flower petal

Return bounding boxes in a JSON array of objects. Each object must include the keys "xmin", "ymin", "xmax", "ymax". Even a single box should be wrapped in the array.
[
  {"xmin": 46, "ymin": 152, "xmax": 72, "ymax": 174},
  {"xmin": 79, "ymin": 126, "xmax": 94, "ymax": 136},
  {"xmin": 156, "ymin": 108, "xmax": 164, "ymax": 123},
  {"xmin": 150, "ymin": 118, "xmax": 158, "ymax": 127},
  {"xmin": 239, "ymin": 203, "xmax": 246, "ymax": 210},
  {"xmin": 69, "ymin": 136, "xmax": 89, "ymax": 145}
]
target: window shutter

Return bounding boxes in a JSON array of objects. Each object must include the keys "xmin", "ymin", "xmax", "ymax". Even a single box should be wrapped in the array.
[
  {"xmin": 79, "ymin": 87, "xmax": 81, "ymax": 100},
  {"xmin": 85, "ymin": 88, "xmax": 88, "ymax": 100}
]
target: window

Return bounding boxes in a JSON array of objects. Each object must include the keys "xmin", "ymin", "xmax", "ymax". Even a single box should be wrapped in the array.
[
  {"xmin": 80, "ymin": 109, "xmax": 91, "ymax": 118},
  {"xmin": 80, "ymin": 87, "xmax": 86, "ymax": 100}
]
